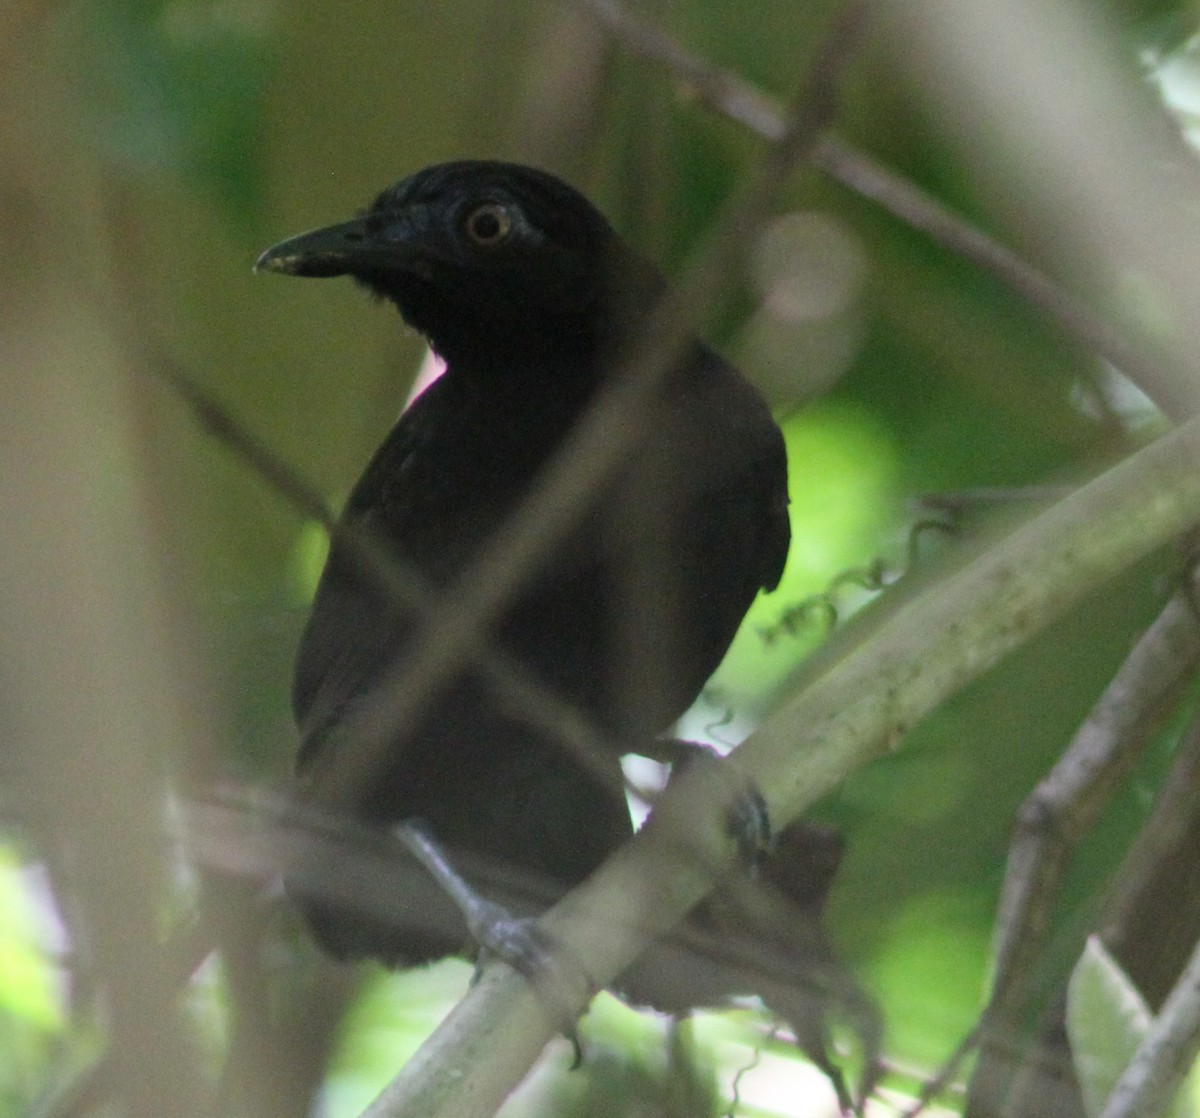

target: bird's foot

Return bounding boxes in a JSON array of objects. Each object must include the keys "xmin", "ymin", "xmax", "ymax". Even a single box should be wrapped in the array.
[
  {"xmin": 725, "ymin": 780, "xmax": 773, "ymax": 870},
  {"xmin": 396, "ymin": 820, "xmax": 592, "ymax": 1064},
  {"xmin": 648, "ymin": 738, "xmax": 774, "ymax": 871},
  {"xmin": 466, "ymin": 901, "xmax": 588, "ymax": 1066}
]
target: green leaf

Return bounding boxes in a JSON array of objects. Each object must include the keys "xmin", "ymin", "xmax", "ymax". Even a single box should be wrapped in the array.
[
  {"xmin": 1067, "ymin": 936, "xmax": 1152, "ymax": 1118},
  {"xmin": 1066, "ymin": 935, "xmax": 1200, "ymax": 1118}
]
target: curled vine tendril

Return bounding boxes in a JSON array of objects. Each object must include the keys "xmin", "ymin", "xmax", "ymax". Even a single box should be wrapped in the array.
[{"xmin": 761, "ymin": 514, "xmax": 961, "ymax": 645}]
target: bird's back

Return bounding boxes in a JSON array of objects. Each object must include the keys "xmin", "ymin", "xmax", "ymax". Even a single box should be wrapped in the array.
[{"xmin": 293, "ymin": 336, "xmax": 788, "ymax": 779}]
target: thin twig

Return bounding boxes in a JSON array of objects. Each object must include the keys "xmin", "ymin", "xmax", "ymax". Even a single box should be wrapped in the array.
[
  {"xmin": 572, "ymin": 0, "xmax": 790, "ymax": 140},
  {"xmin": 158, "ymin": 358, "xmax": 336, "ymax": 528},
  {"xmin": 901, "ymin": 1025, "xmax": 980, "ymax": 1117},
  {"xmin": 813, "ymin": 135, "xmax": 1163, "ymax": 397}
]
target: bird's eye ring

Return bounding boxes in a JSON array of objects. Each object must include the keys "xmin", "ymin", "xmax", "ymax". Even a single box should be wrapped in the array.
[{"xmin": 463, "ymin": 202, "xmax": 513, "ymax": 247}]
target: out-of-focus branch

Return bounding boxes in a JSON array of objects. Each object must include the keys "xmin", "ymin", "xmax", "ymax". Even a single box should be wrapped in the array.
[
  {"xmin": 573, "ymin": 0, "xmax": 1177, "ymax": 418},
  {"xmin": 152, "ymin": 353, "xmax": 632, "ymax": 803},
  {"xmin": 0, "ymin": 0, "xmax": 65, "ymax": 66},
  {"xmin": 0, "ymin": 31, "xmax": 214, "ymax": 1118},
  {"xmin": 572, "ymin": 0, "xmax": 790, "ymax": 139},
  {"xmin": 812, "ymin": 136, "xmax": 1161, "ymax": 398},
  {"xmin": 885, "ymin": 0, "xmax": 1200, "ymax": 420}
]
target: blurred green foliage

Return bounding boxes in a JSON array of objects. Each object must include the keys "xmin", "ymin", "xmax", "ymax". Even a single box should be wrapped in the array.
[
  {"xmin": 66, "ymin": 0, "xmax": 276, "ymax": 226},
  {"xmin": 5, "ymin": 0, "xmax": 1200, "ymax": 1113}
]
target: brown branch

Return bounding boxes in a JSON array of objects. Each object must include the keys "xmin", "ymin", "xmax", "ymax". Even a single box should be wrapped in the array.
[
  {"xmin": 1101, "ymin": 710, "xmax": 1200, "ymax": 992},
  {"xmin": 571, "ymin": 0, "xmax": 790, "ymax": 140},
  {"xmin": 994, "ymin": 708, "xmax": 1200, "ymax": 1118},
  {"xmin": 0, "ymin": 26, "xmax": 219, "ymax": 1118}
]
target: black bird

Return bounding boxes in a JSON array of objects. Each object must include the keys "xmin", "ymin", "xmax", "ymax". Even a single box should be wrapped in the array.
[
  {"xmin": 258, "ymin": 159, "xmax": 788, "ymax": 948},
  {"xmin": 258, "ymin": 162, "xmax": 877, "ymax": 1105}
]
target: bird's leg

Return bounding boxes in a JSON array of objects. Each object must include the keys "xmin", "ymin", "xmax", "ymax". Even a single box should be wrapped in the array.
[{"xmin": 395, "ymin": 820, "xmax": 591, "ymax": 1064}]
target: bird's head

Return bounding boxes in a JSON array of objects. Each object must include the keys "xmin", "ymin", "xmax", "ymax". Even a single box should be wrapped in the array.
[{"xmin": 256, "ymin": 160, "xmax": 666, "ymax": 370}]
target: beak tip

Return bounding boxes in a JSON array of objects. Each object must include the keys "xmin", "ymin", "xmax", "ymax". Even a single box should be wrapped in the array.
[{"xmin": 254, "ymin": 247, "xmax": 293, "ymax": 275}]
